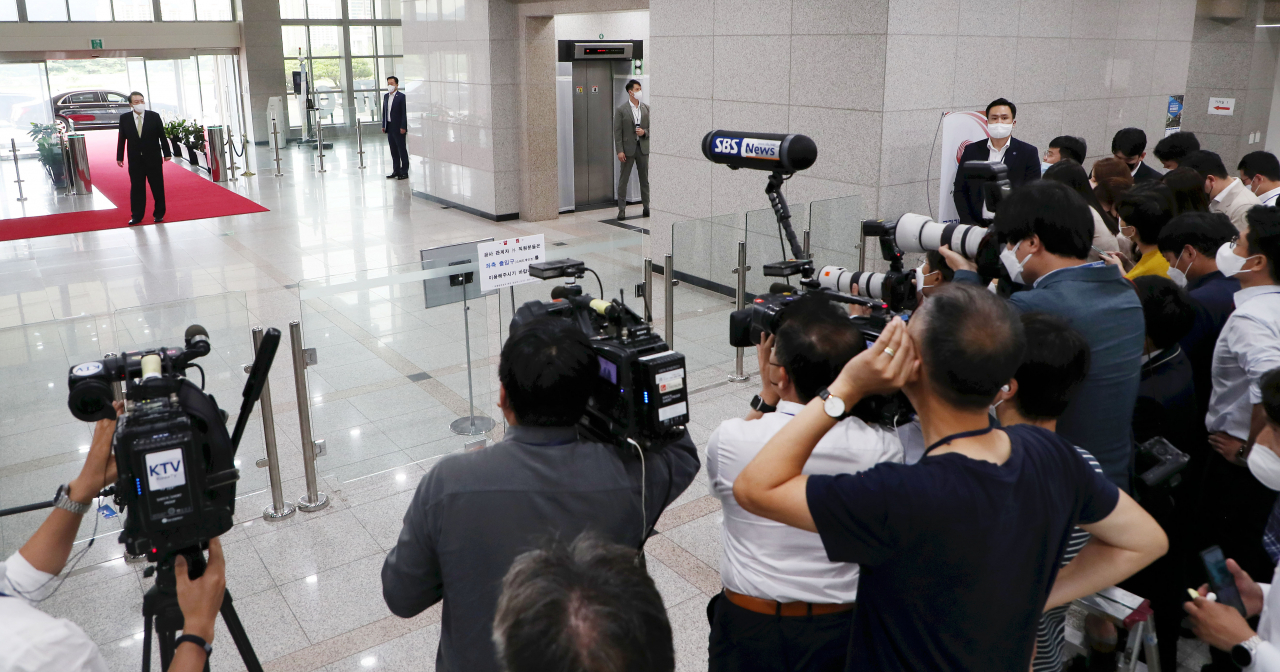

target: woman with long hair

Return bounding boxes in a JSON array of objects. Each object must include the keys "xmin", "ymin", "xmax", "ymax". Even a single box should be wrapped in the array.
[
  {"xmin": 1044, "ymin": 160, "xmax": 1119, "ymax": 261},
  {"xmin": 1091, "ymin": 157, "xmax": 1137, "ymax": 264},
  {"xmin": 1162, "ymin": 166, "xmax": 1211, "ymax": 215}
]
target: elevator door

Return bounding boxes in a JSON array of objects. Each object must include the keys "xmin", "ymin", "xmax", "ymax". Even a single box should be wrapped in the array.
[{"xmin": 572, "ymin": 61, "xmax": 616, "ymax": 208}]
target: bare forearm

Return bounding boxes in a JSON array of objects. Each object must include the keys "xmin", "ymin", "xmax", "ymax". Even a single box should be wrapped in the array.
[
  {"xmin": 737, "ymin": 397, "xmax": 835, "ymax": 496},
  {"xmin": 18, "ymin": 480, "xmax": 96, "ymax": 575},
  {"xmin": 1045, "ymin": 540, "xmax": 1160, "ymax": 610},
  {"xmin": 168, "ymin": 638, "xmax": 211, "ymax": 672}
]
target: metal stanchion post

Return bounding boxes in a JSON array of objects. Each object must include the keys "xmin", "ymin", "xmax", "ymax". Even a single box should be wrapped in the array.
[
  {"xmin": 729, "ymin": 240, "xmax": 750, "ymax": 382},
  {"xmin": 356, "ymin": 122, "xmax": 366, "ymax": 169},
  {"xmin": 241, "ymin": 137, "xmax": 256, "ymax": 177},
  {"xmin": 450, "ymin": 293, "xmax": 496, "ymax": 436},
  {"xmin": 9, "ymin": 139, "xmax": 26, "ymax": 202},
  {"xmin": 803, "ymin": 228, "xmax": 811, "ymax": 259},
  {"xmin": 315, "ymin": 113, "xmax": 326, "ymax": 173},
  {"xmin": 664, "ymin": 253, "xmax": 676, "ymax": 347},
  {"xmin": 248, "ymin": 326, "xmax": 294, "ymax": 521},
  {"xmin": 226, "ymin": 129, "xmax": 239, "ymax": 182},
  {"xmin": 271, "ymin": 119, "xmax": 284, "ymax": 177},
  {"xmin": 858, "ymin": 231, "xmax": 867, "ymax": 272},
  {"xmin": 643, "ymin": 257, "xmax": 654, "ymax": 323},
  {"xmin": 289, "ymin": 321, "xmax": 329, "ymax": 512}
]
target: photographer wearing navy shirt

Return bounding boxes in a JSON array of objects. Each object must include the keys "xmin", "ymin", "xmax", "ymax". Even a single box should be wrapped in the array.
[{"xmin": 734, "ymin": 284, "xmax": 1167, "ymax": 672}]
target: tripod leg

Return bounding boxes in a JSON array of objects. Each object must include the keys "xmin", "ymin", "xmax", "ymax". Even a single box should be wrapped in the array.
[
  {"xmin": 158, "ymin": 626, "xmax": 176, "ymax": 672},
  {"xmin": 220, "ymin": 590, "xmax": 265, "ymax": 672},
  {"xmin": 142, "ymin": 614, "xmax": 153, "ymax": 672}
]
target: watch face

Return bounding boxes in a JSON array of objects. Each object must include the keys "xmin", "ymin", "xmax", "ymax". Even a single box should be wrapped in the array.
[
  {"xmin": 1233, "ymin": 643, "xmax": 1254, "ymax": 667},
  {"xmin": 823, "ymin": 394, "xmax": 844, "ymax": 418}
]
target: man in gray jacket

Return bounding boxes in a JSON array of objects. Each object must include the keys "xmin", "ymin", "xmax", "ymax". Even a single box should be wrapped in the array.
[
  {"xmin": 381, "ymin": 317, "xmax": 699, "ymax": 672},
  {"xmin": 614, "ymin": 79, "xmax": 650, "ymax": 221}
]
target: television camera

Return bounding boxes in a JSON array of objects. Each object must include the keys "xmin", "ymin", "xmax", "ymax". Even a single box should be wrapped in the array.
[{"xmin": 512, "ymin": 258, "xmax": 689, "ymax": 450}]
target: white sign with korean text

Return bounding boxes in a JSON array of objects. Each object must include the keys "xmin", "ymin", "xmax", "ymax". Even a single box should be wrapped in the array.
[
  {"xmin": 1208, "ymin": 97, "xmax": 1236, "ymax": 116},
  {"xmin": 478, "ymin": 235, "xmax": 545, "ymax": 292}
]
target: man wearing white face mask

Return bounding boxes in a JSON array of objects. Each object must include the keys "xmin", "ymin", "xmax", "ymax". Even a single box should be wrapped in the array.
[
  {"xmin": 1240, "ymin": 152, "xmax": 1280, "ymax": 207},
  {"xmin": 382, "ymin": 76, "xmax": 408, "ymax": 180},
  {"xmin": 114, "ymin": 91, "xmax": 171, "ymax": 225},
  {"xmin": 1183, "ymin": 150, "xmax": 1262, "ymax": 231},
  {"xmin": 940, "ymin": 180, "xmax": 1145, "ymax": 491},
  {"xmin": 952, "ymin": 98, "xmax": 1041, "ymax": 224},
  {"xmin": 1201, "ymin": 206, "xmax": 1280, "ymax": 583},
  {"xmin": 1184, "ymin": 368, "xmax": 1280, "ymax": 671}
]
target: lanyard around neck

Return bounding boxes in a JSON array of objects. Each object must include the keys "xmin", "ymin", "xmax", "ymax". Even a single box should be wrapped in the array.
[{"xmin": 923, "ymin": 418, "xmax": 997, "ymax": 456}]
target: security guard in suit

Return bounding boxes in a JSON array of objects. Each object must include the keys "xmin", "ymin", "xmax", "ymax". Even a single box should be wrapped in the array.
[{"xmin": 613, "ymin": 79, "xmax": 649, "ymax": 221}]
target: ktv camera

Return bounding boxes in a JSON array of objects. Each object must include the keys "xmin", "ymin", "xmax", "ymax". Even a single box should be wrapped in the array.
[
  {"xmin": 66, "ymin": 325, "xmax": 281, "ymax": 565},
  {"xmin": 513, "ymin": 259, "xmax": 689, "ymax": 449}
]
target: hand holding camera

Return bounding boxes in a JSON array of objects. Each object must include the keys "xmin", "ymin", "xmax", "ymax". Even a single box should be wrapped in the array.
[
  {"xmin": 174, "ymin": 537, "xmax": 226, "ymax": 642},
  {"xmin": 828, "ymin": 318, "xmax": 919, "ymax": 404},
  {"xmin": 68, "ymin": 401, "xmax": 123, "ymax": 504},
  {"xmin": 755, "ymin": 334, "xmax": 781, "ymax": 407}
]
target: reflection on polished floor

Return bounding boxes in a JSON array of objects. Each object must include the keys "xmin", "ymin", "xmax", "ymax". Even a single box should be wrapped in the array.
[
  {"xmin": 0, "ymin": 137, "xmax": 751, "ymax": 672},
  {"xmin": 0, "ymin": 156, "xmax": 116, "ymax": 221}
]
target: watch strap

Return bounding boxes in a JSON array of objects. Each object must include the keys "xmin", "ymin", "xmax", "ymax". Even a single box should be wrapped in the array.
[
  {"xmin": 750, "ymin": 395, "xmax": 777, "ymax": 413},
  {"xmin": 175, "ymin": 634, "xmax": 212, "ymax": 657},
  {"xmin": 53, "ymin": 484, "xmax": 91, "ymax": 516}
]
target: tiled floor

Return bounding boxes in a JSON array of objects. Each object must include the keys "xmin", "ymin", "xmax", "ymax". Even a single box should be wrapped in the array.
[{"xmin": 0, "ymin": 138, "xmax": 1208, "ymax": 672}]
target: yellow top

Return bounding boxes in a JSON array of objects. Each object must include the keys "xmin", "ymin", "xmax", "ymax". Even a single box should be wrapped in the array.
[{"xmin": 1125, "ymin": 249, "xmax": 1170, "ymax": 280}]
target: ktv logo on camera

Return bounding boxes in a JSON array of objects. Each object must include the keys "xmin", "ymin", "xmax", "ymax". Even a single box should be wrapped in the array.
[
  {"xmin": 711, "ymin": 136, "xmax": 781, "ymax": 161},
  {"xmin": 145, "ymin": 448, "xmax": 187, "ymax": 492}
]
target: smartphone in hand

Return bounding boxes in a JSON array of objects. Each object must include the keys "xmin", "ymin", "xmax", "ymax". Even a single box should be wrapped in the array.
[{"xmin": 1201, "ymin": 545, "xmax": 1248, "ymax": 617}]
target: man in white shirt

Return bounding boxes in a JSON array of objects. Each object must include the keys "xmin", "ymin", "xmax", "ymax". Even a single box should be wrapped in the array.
[
  {"xmin": 1202, "ymin": 205, "xmax": 1280, "ymax": 583},
  {"xmin": 1185, "ymin": 368, "xmax": 1280, "ymax": 671},
  {"xmin": 0, "ymin": 404, "xmax": 227, "ymax": 672},
  {"xmin": 1184, "ymin": 150, "xmax": 1263, "ymax": 231},
  {"xmin": 1241, "ymin": 151, "xmax": 1280, "ymax": 207},
  {"xmin": 612, "ymin": 79, "xmax": 649, "ymax": 221},
  {"xmin": 707, "ymin": 295, "xmax": 903, "ymax": 672}
]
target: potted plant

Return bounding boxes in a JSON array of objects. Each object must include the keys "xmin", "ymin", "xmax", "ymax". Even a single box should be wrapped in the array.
[
  {"xmin": 27, "ymin": 122, "xmax": 68, "ymax": 188},
  {"xmin": 164, "ymin": 120, "xmax": 185, "ymax": 158},
  {"xmin": 186, "ymin": 122, "xmax": 206, "ymax": 167}
]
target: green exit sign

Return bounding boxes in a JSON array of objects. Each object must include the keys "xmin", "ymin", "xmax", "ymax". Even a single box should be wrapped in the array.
[{"xmin": 90, "ymin": 39, "xmax": 103, "ymax": 49}]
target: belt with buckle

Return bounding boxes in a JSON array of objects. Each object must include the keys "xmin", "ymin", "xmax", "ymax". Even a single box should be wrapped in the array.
[{"xmin": 723, "ymin": 588, "xmax": 856, "ymax": 617}]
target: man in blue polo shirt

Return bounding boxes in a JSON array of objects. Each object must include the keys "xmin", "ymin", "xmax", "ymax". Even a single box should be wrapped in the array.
[
  {"xmin": 940, "ymin": 179, "xmax": 1145, "ymax": 491},
  {"xmin": 734, "ymin": 284, "xmax": 1167, "ymax": 672}
]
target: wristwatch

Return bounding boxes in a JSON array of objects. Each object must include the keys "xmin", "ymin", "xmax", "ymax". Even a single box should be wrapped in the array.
[
  {"xmin": 750, "ymin": 394, "xmax": 777, "ymax": 413},
  {"xmin": 818, "ymin": 388, "xmax": 846, "ymax": 419},
  {"xmin": 53, "ymin": 484, "xmax": 91, "ymax": 516},
  {"xmin": 175, "ymin": 634, "xmax": 212, "ymax": 658},
  {"xmin": 1232, "ymin": 635, "xmax": 1262, "ymax": 668},
  {"xmin": 1238, "ymin": 442, "xmax": 1255, "ymax": 464}
]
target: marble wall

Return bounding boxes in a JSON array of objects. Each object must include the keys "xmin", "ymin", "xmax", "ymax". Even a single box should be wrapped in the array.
[
  {"xmin": 644, "ymin": 0, "xmax": 1202, "ymax": 258},
  {"xmin": 1181, "ymin": 0, "xmax": 1279, "ymax": 169}
]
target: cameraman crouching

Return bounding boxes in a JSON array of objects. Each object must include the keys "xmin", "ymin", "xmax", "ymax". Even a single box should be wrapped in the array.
[
  {"xmin": 381, "ymin": 317, "xmax": 700, "ymax": 672},
  {"xmin": 0, "ymin": 403, "xmax": 227, "ymax": 672},
  {"xmin": 707, "ymin": 295, "xmax": 903, "ymax": 671}
]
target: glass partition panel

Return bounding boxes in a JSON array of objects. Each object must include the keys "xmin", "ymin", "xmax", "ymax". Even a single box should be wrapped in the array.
[
  {"xmin": 669, "ymin": 214, "xmax": 745, "ymax": 390},
  {"xmin": 0, "ymin": 315, "xmax": 112, "ymax": 558},
  {"xmin": 298, "ymin": 261, "xmax": 494, "ymax": 485},
  {"xmin": 808, "ymin": 194, "xmax": 868, "ymax": 272}
]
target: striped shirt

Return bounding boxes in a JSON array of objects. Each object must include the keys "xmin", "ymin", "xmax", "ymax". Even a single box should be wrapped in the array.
[{"xmin": 1032, "ymin": 445, "xmax": 1103, "ymax": 672}]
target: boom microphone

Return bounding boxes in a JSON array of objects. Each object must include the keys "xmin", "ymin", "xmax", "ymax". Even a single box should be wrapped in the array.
[{"xmin": 701, "ymin": 131, "xmax": 817, "ymax": 173}]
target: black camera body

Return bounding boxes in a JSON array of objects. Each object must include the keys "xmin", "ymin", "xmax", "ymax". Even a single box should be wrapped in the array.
[
  {"xmin": 66, "ymin": 326, "xmax": 278, "ymax": 564},
  {"xmin": 518, "ymin": 261, "xmax": 690, "ymax": 448}
]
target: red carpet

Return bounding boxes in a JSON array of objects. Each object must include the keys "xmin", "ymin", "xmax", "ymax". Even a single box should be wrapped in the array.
[{"xmin": 0, "ymin": 130, "xmax": 268, "ymax": 242}]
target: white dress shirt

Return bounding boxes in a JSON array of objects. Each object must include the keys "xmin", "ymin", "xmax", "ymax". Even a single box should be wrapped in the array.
[
  {"xmin": 1240, "ymin": 564, "xmax": 1280, "ymax": 670},
  {"xmin": 980, "ymin": 138, "xmax": 1011, "ymax": 220},
  {"xmin": 629, "ymin": 99, "xmax": 642, "ymax": 126},
  {"xmin": 706, "ymin": 400, "xmax": 904, "ymax": 603},
  {"xmin": 1259, "ymin": 186, "xmax": 1280, "ymax": 207},
  {"xmin": 1207, "ymin": 285, "xmax": 1280, "ymax": 439},
  {"xmin": 0, "ymin": 551, "xmax": 107, "ymax": 672}
]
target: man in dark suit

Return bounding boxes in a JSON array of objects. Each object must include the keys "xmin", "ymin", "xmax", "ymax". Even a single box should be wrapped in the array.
[
  {"xmin": 115, "ymin": 91, "xmax": 170, "ymax": 225},
  {"xmin": 952, "ymin": 98, "xmax": 1040, "ymax": 223},
  {"xmin": 1113, "ymin": 127, "xmax": 1161, "ymax": 184},
  {"xmin": 383, "ymin": 76, "xmax": 408, "ymax": 180},
  {"xmin": 613, "ymin": 79, "xmax": 649, "ymax": 221}
]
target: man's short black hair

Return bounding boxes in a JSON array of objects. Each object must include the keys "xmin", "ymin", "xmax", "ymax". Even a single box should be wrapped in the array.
[
  {"xmin": 1049, "ymin": 136, "xmax": 1087, "ymax": 164},
  {"xmin": 129, "ymin": 91, "xmax": 144, "ymax": 103},
  {"xmin": 986, "ymin": 97, "xmax": 1016, "ymax": 119},
  {"xmin": 499, "ymin": 318, "xmax": 596, "ymax": 426},
  {"xmin": 1261, "ymin": 368, "xmax": 1280, "ymax": 426},
  {"xmin": 992, "ymin": 180, "xmax": 1093, "ymax": 260},
  {"xmin": 1245, "ymin": 205, "xmax": 1280, "ymax": 284},
  {"xmin": 626, "ymin": 79, "xmax": 641, "ymax": 92},
  {"xmin": 1116, "ymin": 182, "xmax": 1175, "ymax": 245},
  {"xmin": 1153, "ymin": 132, "xmax": 1200, "ymax": 165},
  {"xmin": 1011, "ymin": 313, "xmax": 1091, "ymax": 421},
  {"xmin": 1180, "ymin": 150, "xmax": 1228, "ymax": 179},
  {"xmin": 917, "ymin": 284, "xmax": 1026, "ymax": 410},
  {"xmin": 493, "ymin": 533, "xmax": 673, "ymax": 672},
  {"xmin": 1239, "ymin": 151, "xmax": 1280, "ymax": 181},
  {"xmin": 1157, "ymin": 211, "xmax": 1236, "ymax": 257},
  {"xmin": 1132, "ymin": 276, "xmax": 1197, "ymax": 350},
  {"xmin": 386, "ymin": 75, "xmax": 399, "ymax": 85},
  {"xmin": 773, "ymin": 294, "xmax": 866, "ymax": 404},
  {"xmin": 925, "ymin": 250, "xmax": 955, "ymax": 282},
  {"xmin": 1112, "ymin": 127, "xmax": 1147, "ymax": 158}
]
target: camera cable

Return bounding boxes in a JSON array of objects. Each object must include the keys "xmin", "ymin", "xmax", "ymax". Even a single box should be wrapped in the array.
[
  {"xmin": 191, "ymin": 363, "xmax": 206, "ymax": 390},
  {"xmin": 586, "ymin": 268, "xmax": 604, "ymax": 298},
  {"xmin": 925, "ymin": 111, "xmax": 944, "ymax": 220}
]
